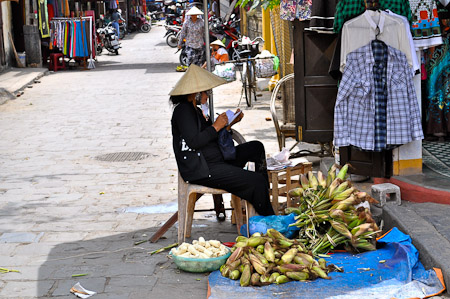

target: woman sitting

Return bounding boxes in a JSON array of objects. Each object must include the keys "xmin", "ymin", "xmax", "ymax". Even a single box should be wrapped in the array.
[
  {"xmin": 170, "ymin": 65, "xmax": 275, "ymax": 216},
  {"xmin": 203, "ymin": 40, "xmax": 229, "ymax": 69}
]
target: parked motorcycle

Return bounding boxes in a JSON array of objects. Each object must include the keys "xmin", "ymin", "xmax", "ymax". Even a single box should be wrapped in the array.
[
  {"xmin": 96, "ymin": 22, "xmax": 120, "ymax": 55},
  {"xmin": 128, "ymin": 14, "xmax": 151, "ymax": 33},
  {"xmin": 165, "ymin": 13, "xmax": 182, "ymax": 26},
  {"xmin": 209, "ymin": 15, "xmax": 241, "ymax": 60},
  {"xmin": 164, "ymin": 25, "xmax": 181, "ymax": 48}
]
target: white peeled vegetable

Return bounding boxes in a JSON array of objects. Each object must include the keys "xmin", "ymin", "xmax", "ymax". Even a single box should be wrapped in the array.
[
  {"xmin": 187, "ymin": 245, "xmax": 200, "ymax": 256},
  {"xmin": 209, "ymin": 240, "xmax": 221, "ymax": 248},
  {"xmin": 193, "ymin": 244, "xmax": 206, "ymax": 253},
  {"xmin": 204, "ymin": 241, "xmax": 211, "ymax": 248},
  {"xmin": 198, "ymin": 237, "xmax": 206, "ymax": 246}
]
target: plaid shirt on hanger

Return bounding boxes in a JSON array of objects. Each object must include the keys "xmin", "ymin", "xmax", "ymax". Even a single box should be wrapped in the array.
[
  {"xmin": 371, "ymin": 39, "xmax": 388, "ymax": 151},
  {"xmin": 334, "ymin": 43, "xmax": 424, "ymax": 151},
  {"xmin": 333, "ymin": 0, "xmax": 412, "ymax": 33}
]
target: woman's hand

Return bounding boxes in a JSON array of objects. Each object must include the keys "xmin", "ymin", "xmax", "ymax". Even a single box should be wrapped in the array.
[
  {"xmin": 226, "ymin": 109, "xmax": 244, "ymax": 130},
  {"xmin": 212, "ymin": 113, "xmax": 228, "ymax": 131}
]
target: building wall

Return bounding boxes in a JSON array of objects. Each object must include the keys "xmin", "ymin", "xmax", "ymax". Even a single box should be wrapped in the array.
[
  {"xmin": 247, "ymin": 9, "xmax": 262, "ymax": 40},
  {"xmin": 1, "ymin": 1, "xmax": 13, "ymax": 71}
]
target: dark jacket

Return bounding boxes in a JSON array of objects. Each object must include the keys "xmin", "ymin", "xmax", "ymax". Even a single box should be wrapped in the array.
[{"xmin": 171, "ymin": 101, "xmax": 218, "ymax": 182}]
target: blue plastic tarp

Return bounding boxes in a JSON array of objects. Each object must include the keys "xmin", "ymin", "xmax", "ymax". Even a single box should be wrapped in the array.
[{"xmin": 208, "ymin": 228, "xmax": 445, "ymax": 299}]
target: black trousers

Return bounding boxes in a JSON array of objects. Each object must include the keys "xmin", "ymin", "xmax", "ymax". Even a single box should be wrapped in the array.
[{"xmin": 191, "ymin": 141, "xmax": 275, "ymax": 216}]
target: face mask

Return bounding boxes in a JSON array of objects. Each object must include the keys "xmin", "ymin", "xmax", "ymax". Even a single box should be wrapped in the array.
[{"xmin": 201, "ymin": 103, "xmax": 209, "ymax": 117}]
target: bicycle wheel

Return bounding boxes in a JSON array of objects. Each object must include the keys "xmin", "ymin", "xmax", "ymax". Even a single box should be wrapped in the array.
[
  {"xmin": 242, "ymin": 63, "xmax": 251, "ymax": 107},
  {"xmin": 244, "ymin": 61, "xmax": 255, "ymax": 107}
]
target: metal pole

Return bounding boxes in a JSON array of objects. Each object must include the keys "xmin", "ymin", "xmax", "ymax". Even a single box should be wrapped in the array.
[{"xmin": 203, "ymin": 0, "xmax": 214, "ymax": 119}]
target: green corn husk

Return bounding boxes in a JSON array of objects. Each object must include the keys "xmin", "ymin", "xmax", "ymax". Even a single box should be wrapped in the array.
[
  {"xmin": 269, "ymin": 272, "xmax": 280, "ymax": 283},
  {"xmin": 312, "ymin": 266, "xmax": 330, "ymax": 279},
  {"xmin": 307, "ymin": 171, "xmax": 319, "ymax": 190},
  {"xmin": 330, "ymin": 181, "xmax": 350, "ymax": 199},
  {"xmin": 276, "ymin": 239, "xmax": 293, "ymax": 248},
  {"xmin": 332, "ymin": 187, "xmax": 356, "ymax": 201},
  {"xmin": 248, "ymin": 236, "xmax": 265, "ymax": 247},
  {"xmin": 276, "ymin": 275, "xmax": 289, "ymax": 284},
  {"xmin": 229, "ymin": 269, "xmax": 241, "ymax": 280},
  {"xmin": 317, "ymin": 171, "xmax": 327, "ymax": 189},
  {"xmin": 220, "ymin": 265, "xmax": 231, "ymax": 278},
  {"xmin": 288, "ymin": 187, "xmax": 304, "ymax": 197},
  {"xmin": 326, "ymin": 164, "xmax": 338, "ymax": 187},
  {"xmin": 278, "ymin": 263, "xmax": 307, "ymax": 273},
  {"xmin": 354, "ymin": 240, "xmax": 376, "ymax": 251},
  {"xmin": 251, "ymin": 273, "xmax": 261, "ymax": 286},
  {"xmin": 239, "ymin": 264, "xmax": 245, "ymax": 273},
  {"xmin": 256, "ymin": 244, "xmax": 265, "ymax": 254},
  {"xmin": 330, "ymin": 220, "xmax": 353, "ymax": 239},
  {"xmin": 285, "ymin": 207, "xmax": 302, "ymax": 215},
  {"xmin": 260, "ymin": 274, "xmax": 270, "ymax": 283},
  {"xmin": 235, "ymin": 241, "xmax": 248, "ymax": 248},
  {"xmin": 267, "ymin": 229, "xmax": 290, "ymax": 241},
  {"xmin": 318, "ymin": 258, "xmax": 327, "ymax": 270},
  {"xmin": 325, "ymin": 178, "xmax": 341, "ymax": 198},
  {"xmin": 300, "ymin": 174, "xmax": 310, "ymax": 190},
  {"xmin": 240, "ymin": 264, "xmax": 251, "ymax": 287},
  {"xmin": 281, "ymin": 248, "xmax": 298, "ymax": 264},
  {"xmin": 227, "ymin": 247, "xmax": 243, "ymax": 265},
  {"xmin": 250, "ymin": 248, "xmax": 269, "ymax": 265},
  {"xmin": 227, "ymin": 259, "xmax": 241, "ymax": 271},
  {"xmin": 236, "ymin": 236, "xmax": 248, "ymax": 243},
  {"xmin": 337, "ymin": 164, "xmax": 349, "ymax": 180},
  {"xmin": 286, "ymin": 271, "xmax": 309, "ymax": 281},
  {"xmin": 264, "ymin": 241, "xmax": 275, "ymax": 263},
  {"xmin": 352, "ymin": 223, "xmax": 373, "ymax": 237},
  {"xmin": 249, "ymin": 253, "xmax": 267, "ymax": 275}
]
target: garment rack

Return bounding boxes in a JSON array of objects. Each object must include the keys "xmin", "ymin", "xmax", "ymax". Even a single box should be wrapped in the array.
[{"xmin": 50, "ymin": 16, "xmax": 95, "ymax": 68}]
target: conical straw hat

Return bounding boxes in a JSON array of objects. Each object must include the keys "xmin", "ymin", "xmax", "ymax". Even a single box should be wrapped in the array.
[
  {"xmin": 169, "ymin": 64, "xmax": 227, "ymax": 96},
  {"xmin": 210, "ymin": 40, "xmax": 226, "ymax": 47},
  {"xmin": 186, "ymin": 6, "xmax": 204, "ymax": 15}
]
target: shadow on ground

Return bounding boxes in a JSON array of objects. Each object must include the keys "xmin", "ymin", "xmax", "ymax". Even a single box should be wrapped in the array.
[{"xmin": 37, "ymin": 219, "xmax": 238, "ymax": 298}]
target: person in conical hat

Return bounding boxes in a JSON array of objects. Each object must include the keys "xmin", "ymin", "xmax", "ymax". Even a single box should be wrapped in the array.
[
  {"xmin": 202, "ymin": 40, "xmax": 229, "ymax": 69},
  {"xmin": 178, "ymin": 6, "xmax": 205, "ymax": 66},
  {"xmin": 170, "ymin": 65, "xmax": 276, "ymax": 218}
]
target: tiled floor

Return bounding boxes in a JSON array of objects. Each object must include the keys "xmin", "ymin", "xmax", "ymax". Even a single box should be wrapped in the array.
[{"xmin": 422, "ymin": 141, "xmax": 450, "ymax": 178}]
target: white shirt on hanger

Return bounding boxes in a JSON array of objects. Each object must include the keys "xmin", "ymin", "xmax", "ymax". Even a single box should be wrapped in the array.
[
  {"xmin": 340, "ymin": 10, "xmax": 413, "ymax": 73},
  {"xmin": 385, "ymin": 10, "xmax": 420, "ymax": 74}
]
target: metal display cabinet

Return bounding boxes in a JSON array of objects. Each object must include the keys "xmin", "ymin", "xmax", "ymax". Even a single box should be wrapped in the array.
[{"xmin": 292, "ymin": 20, "xmax": 393, "ymax": 178}]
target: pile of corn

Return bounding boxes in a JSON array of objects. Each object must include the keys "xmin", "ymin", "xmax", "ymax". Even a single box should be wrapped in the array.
[
  {"xmin": 220, "ymin": 229, "xmax": 342, "ymax": 286},
  {"xmin": 287, "ymin": 164, "xmax": 381, "ymax": 255}
]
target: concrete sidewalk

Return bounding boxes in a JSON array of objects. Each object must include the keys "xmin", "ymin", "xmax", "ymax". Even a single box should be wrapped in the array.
[{"xmin": 0, "ymin": 67, "xmax": 48, "ymax": 104}]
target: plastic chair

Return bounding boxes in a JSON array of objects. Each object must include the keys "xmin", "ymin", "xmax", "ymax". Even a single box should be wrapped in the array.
[
  {"xmin": 270, "ymin": 73, "xmax": 298, "ymax": 151},
  {"xmin": 48, "ymin": 53, "xmax": 66, "ymax": 72},
  {"xmin": 177, "ymin": 129, "xmax": 250, "ymax": 244},
  {"xmin": 177, "ymin": 174, "xmax": 244, "ymax": 244}
]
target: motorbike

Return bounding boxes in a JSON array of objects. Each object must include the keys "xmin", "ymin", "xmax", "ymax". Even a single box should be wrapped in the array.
[
  {"xmin": 96, "ymin": 22, "xmax": 121, "ymax": 55},
  {"xmin": 209, "ymin": 15, "xmax": 241, "ymax": 60},
  {"xmin": 164, "ymin": 24, "xmax": 181, "ymax": 48},
  {"xmin": 165, "ymin": 13, "xmax": 182, "ymax": 26},
  {"xmin": 128, "ymin": 14, "xmax": 151, "ymax": 33}
]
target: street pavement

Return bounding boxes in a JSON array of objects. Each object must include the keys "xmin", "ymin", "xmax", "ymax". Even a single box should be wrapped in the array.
[
  {"xmin": 1, "ymin": 25, "xmax": 449, "ymax": 298},
  {"xmin": 0, "ymin": 25, "xmax": 281, "ymax": 298}
]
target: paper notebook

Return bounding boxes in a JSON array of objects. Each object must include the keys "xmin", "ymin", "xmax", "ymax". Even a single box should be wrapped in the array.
[{"xmin": 225, "ymin": 110, "xmax": 242, "ymax": 125}]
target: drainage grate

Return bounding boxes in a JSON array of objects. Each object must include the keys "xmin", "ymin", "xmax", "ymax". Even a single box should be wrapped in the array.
[{"xmin": 95, "ymin": 152, "xmax": 151, "ymax": 162}]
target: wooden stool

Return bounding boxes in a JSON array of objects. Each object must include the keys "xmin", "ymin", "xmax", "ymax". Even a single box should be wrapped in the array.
[
  {"xmin": 268, "ymin": 162, "xmax": 313, "ymax": 214},
  {"xmin": 48, "ymin": 53, "xmax": 66, "ymax": 72}
]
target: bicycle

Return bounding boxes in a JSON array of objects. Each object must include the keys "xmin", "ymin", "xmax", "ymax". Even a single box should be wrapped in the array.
[{"xmin": 231, "ymin": 37, "xmax": 264, "ymax": 107}]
